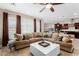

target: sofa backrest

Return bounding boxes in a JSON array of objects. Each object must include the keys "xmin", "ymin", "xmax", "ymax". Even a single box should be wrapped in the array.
[
  {"xmin": 23, "ymin": 33, "xmax": 33, "ymax": 40},
  {"xmin": 62, "ymin": 35, "xmax": 73, "ymax": 43},
  {"xmin": 43, "ymin": 32, "xmax": 52, "ymax": 38},
  {"xmin": 14, "ymin": 33, "xmax": 23, "ymax": 41},
  {"xmin": 51, "ymin": 32, "xmax": 59, "ymax": 40},
  {"xmin": 33, "ymin": 32, "xmax": 43, "ymax": 38}
]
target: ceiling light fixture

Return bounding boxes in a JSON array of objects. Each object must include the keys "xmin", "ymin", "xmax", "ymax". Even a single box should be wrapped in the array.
[{"xmin": 46, "ymin": 4, "xmax": 52, "ymax": 9}]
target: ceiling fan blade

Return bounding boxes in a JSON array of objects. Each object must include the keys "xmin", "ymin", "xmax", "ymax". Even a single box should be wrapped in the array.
[
  {"xmin": 33, "ymin": 3, "xmax": 48, "ymax": 5},
  {"xmin": 40, "ymin": 7, "xmax": 46, "ymax": 12},
  {"xmin": 51, "ymin": 3, "xmax": 63, "ymax": 5},
  {"xmin": 50, "ymin": 7, "xmax": 54, "ymax": 12},
  {"xmin": 39, "ymin": 3, "xmax": 48, "ymax": 5}
]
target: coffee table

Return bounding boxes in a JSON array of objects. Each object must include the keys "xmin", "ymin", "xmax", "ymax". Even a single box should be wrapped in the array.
[{"xmin": 30, "ymin": 41, "xmax": 60, "ymax": 56}]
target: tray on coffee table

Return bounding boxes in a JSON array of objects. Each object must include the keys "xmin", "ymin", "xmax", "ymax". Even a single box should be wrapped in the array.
[{"xmin": 38, "ymin": 41, "xmax": 50, "ymax": 47}]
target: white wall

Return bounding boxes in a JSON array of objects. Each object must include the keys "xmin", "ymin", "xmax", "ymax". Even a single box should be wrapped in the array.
[{"xmin": 0, "ymin": 12, "xmax": 2, "ymax": 48}]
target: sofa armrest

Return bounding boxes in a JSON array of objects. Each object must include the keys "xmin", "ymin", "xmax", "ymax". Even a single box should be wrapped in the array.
[
  {"xmin": 29, "ymin": 38, "xmax": 41, "ymax": 43},
  {"xmin": 15, "ymin": 40, "xmax": 29, "ymax": 43},
  {"xmin": 49, "ymin": 40, "xmax": 73, "ymax": 48},
  {"xmin": 56, "ymin": 41, "xmax": 73, "ymax": 47},
  {"xmin": 61, "ymin": 42, "xmax": 73, "ymax": 48},
  {"xmin": 14, "ymin": 40, "xmax": 29, "ymax": 45}
]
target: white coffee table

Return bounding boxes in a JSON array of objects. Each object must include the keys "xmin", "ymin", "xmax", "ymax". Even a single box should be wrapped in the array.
[{"xmin": 30, "ymin": 41, "xmax": 60, "ymax": 56}]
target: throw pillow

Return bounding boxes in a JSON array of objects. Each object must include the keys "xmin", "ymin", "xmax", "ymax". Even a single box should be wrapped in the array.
[
  {"xmin": 52, "ymin": 33, "xmax": 59, "ymax": 41},
  {"xmin": 16, "ymin": 38, "xmax": 19, "ymax": 41},
  {"xmin": 67, "ymin": 40, "xmax": 72, "ymax": 43},
  {"xmin": 14, "ymin": 33, "xmax": 23, "ymax": 41},
  {"xmin": 23, "ymin": 35, "xmax": 25, "ymax": 40},
  {"xmin": 25, "ymin": 35, "xmax": 30, "ymax": 40},
  {"xmin": 36, "ymin": 34, "xmax": 42, "ymax": 37},
  {"xmin": 58, "ymin": 36, "xmax": 63, "ymax": 41},
  {"xmin": 24, "ymin": 33, "xmax": 33, "ymax": 40},
  {"xmin": 44, "ymin": 35, "xmax": 49, "ymax": 38},
  {"xmin": 62, "ymin": 36, "xmax": 71, "ymax": 43}
]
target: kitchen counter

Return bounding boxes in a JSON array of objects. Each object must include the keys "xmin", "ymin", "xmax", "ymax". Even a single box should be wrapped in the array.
[
  {"xmin": 60, "ymin": 29, "xmax": 79, "ymax": 38},
  {"xmin": 61, "ymin": 29, "xmax": 79, "ymax": 32}
]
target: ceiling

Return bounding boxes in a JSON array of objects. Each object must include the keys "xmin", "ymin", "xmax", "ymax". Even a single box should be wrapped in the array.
[{"xmin": 0, "ymin": 3, "xmax": 79, "ymax": 23}]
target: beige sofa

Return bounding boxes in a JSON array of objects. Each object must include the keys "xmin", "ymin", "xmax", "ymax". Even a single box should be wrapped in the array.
[
  {"xmin": 14, "ymin": 33, "xmax": 42, "ymax": 50},
  {"xmin": 46, "ymin": 33, "xmax": 74, "ymax": 53},
  {"xmin": 14, "ymin": 32, "xmax": 74, "ymax": 53}
]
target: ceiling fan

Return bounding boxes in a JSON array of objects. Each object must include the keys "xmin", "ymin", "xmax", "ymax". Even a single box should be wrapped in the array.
[{"xmin": 35, "ymin": 3, "xmax": 63, "ymax": 13}]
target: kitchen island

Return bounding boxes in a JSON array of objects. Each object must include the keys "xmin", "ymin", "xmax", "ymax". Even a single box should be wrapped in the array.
[{"xmin": 60, "ymin": 29, "xmax": 79, "ymax": 39}]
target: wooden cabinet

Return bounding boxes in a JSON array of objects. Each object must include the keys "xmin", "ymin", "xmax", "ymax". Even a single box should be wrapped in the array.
[
  {"xmin": 55, "ymin": 23, "xmax": 68, "ymax": 30},
  {"xmin": 67, "ymin": 31, "xmax": 79, "ymax": 39},
  {"xmin": 75, "ymin": 23, "xmax": 79, "ymax": 29},
  {"xmin": 55, "ymin": 23, "xmax": 62, "ymax": 30},
  {"xmin": 55, "ymin": 22, "xmax": 79, "ymax": 38},
  {"xmin": 62, "ymin": 24, "xmax": 68, "ymax": 29}
]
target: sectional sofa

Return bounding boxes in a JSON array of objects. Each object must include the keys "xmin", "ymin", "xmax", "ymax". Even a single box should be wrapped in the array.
[{"xmin": 14, "ymin": 32, "xmax": 75, "ymax": 53}]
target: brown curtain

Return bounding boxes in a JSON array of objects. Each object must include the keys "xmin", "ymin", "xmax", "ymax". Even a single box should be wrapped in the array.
[
  {"xmin": 2, "ymin": 12, "xmax": 9, "ymax": 46},
  {"xmin": 40, "ymin": 20, "xmax": 42, "ymax": 32},
  {"xmin": 34, "ymin": 18, "xmax": 36, "ymax": 32},
  {"xmin": 16, "ymin": 15, "xmax": 21, "ymax": 34}
]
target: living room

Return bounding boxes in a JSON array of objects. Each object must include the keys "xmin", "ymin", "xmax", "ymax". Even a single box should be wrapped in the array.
[{"xmin": 0, "ymin": 3, "xmax": 79, "ymax": 56}]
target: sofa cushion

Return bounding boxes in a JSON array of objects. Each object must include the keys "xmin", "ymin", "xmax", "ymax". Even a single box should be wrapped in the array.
[
  {"xmin": 51, "ymin": 33, "xmax": 59, "ymax": 41},
  {"xmin": 14, "ymin": 33, "xmax": 23, "ymax": 41},
  {"xmin": 44, "ymin": 35, "xmax": 49, "ymax": 38},
  {"xmin": 62, "ymin": 36, "xmax": 72, "ymax": 43},
  {"xmin": 29, "ymin": 38, "xmax": 41, "ymax": 43},
  {"xmin": 36, "ymin": 35, "xmax": 42, "ymax": 37},
  {"xmin": 34, "ymin": 32, "xmax": 43, "ymax": 38},
  {"xmin": 67, "ymin": 40, "xmax": 72, "ymax": 43},
  {"xmin": 24, "ymin": 33, "xmax": 33, "ymax": 40},
  {"xmin": 23, "ymin": 34, "xmax": 25, "ymax": 40},
  {"xmin": 15, "ymin": 40, "xmax": 29, "ymax": 45},
  {"xmin": 68, "ymin": 34, "xmax": 75, "ymax": 38},
  {"xmin": 25, "ymin": 35, "xmax": 29, "ymax": 39},
  {"xmin": 43, "ymin": 33, "xmax": 52, "ymax": 38},
  {"xmin": 59, "ymin": 32, "xmax": 68, "ymax": 37},
  {"xmin": 58, "ymin": 36, "xmax": 63, "ymax": 41}
]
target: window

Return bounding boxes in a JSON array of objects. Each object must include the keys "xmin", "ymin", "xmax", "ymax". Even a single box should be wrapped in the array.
[
  {"xmin": 36, "ymin": 20, "xmax": 40, "ymax": 32},
  {"xmin": 21, "ymin": 16, "xmax": 34, "ymax": 34},
  {"xmin": 0, "ymin": 13, "xmax": 2, "ymax": 47},
  {"xmin": 8, "ymin": 15, "xmax": 16, "ymax": 40}
]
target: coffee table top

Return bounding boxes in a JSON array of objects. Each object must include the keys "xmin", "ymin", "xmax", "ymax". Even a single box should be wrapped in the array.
[{"xmin": 30, "ymin": 41, "xmax": 60, "ymax": 54}]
